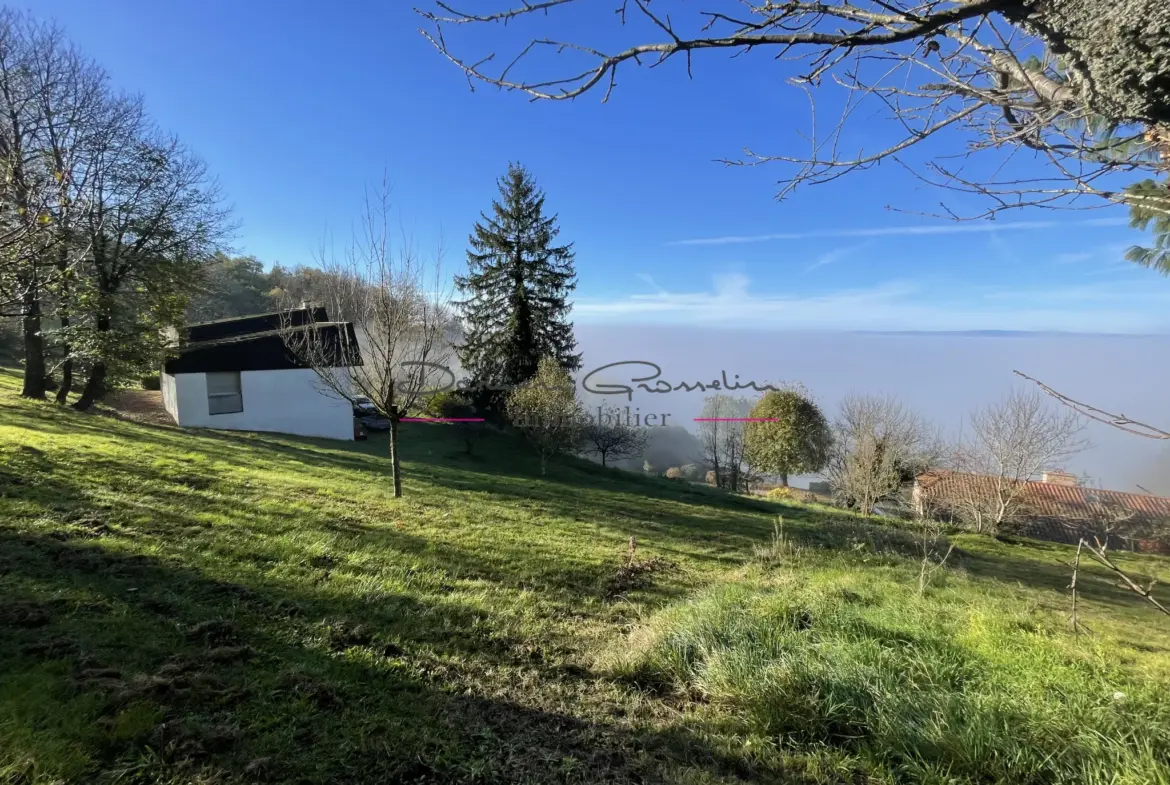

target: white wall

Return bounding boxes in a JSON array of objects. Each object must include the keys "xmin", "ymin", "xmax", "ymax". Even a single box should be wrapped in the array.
[
  {"xmin": 161, "ymin": 370, "xmax": 179, "ymax": 423},
  {"xmin": 170, "ymin": 368, "xmax": 354, "ymax": 440}
]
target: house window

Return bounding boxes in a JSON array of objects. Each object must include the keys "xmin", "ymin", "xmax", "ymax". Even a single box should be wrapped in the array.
[{"xmin": 207, "ymin": 371, "xmax": 243, "ymax": 415}]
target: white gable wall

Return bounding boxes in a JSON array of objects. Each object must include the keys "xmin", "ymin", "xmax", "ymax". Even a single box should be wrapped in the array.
[
  {"xmin": 161, "ymin": 369, "xmax": 179, "ymax": 422},
  {"xmin": 163, "ymin": 368, "xmax": 354, "ymax": 440}
]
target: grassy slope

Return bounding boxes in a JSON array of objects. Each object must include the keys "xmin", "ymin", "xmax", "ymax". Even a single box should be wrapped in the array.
[{"xmin": 1, "ymin": 365, "xmax": 1168, "ymax": 784}]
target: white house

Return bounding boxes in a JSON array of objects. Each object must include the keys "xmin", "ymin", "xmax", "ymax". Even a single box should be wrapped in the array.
[{"xmin": 161, "ymin": 307, "xmax": 362, "ymax": 441}]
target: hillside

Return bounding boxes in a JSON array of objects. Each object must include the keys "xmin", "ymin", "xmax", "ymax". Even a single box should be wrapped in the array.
[{"xmin": 2, "ymin": 366, "xmax": 1169, "ymax": 785}]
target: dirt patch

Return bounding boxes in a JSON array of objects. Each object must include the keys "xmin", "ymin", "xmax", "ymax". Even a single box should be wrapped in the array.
[
  {"xmin": 100, "ymin": 389, "xmax": 176, "ymax": 427},
  {"xmin": 1, "ymin": 599, "xmax": 69, "ymax": 628},
  {"xmin": 50, "ymin": 511, "xmax": 114, "ymax": 540},
  {"xmin": 325, "ymin": 620, "xmax": 374, "ymax": 651},
  {"xmin": 185, "ymin": 619, "xmax": 239, "ymax": 646},
  {"xmin": 150, "ymin": 719, "xmax": 239, "ymax": 762}
]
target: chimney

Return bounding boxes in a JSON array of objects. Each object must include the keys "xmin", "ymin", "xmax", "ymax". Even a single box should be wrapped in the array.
[{"xmin": 1041, "ymin": 470, "xmax": 1078, "ymax": 486}]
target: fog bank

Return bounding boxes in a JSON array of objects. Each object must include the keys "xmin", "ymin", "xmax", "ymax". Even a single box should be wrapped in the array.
[{"xmin": 573, "ymin": 327, "xmax": 1170, "ymax": 493}]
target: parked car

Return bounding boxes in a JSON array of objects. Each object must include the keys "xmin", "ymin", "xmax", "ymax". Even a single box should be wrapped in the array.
[{"xmin": 353, "ymin": 396, "xmax": 391, "ymax": 431}]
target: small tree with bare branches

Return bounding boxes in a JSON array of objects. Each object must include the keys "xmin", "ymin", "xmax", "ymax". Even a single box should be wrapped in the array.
[
  {"xmin": 949, "ymin": 388, "xmax": 1087, "ymax": 533},
  {"xmin": 282, "ymin": 179, "xmax": 452, "ymax": 498},
  {"xmin": 581, "ymin": 403, "xmax": 647, "ymax": 467},
  {"xmin": 826, "ymin": 394, "xmax": 941, "ymax": 515}
]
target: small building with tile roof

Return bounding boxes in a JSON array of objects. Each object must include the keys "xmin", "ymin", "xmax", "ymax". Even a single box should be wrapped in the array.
[{"xmin": 913, "ymin": 469, "xmax": 1170, "ymax": 553}]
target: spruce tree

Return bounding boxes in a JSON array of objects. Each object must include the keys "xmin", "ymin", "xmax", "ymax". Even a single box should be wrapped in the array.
[{"xmin": 456, "ymin": 163, "xmax": 581, "ymax": 399}]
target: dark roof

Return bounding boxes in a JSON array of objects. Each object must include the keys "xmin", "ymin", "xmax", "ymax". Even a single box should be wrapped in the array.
[
  {"xmin": 165, "ymin": 307, "xmax": 362, "ymax": 374},
  {"xmin": 184, "ymin": 306, "xmax": 329, "ymax": 344}
]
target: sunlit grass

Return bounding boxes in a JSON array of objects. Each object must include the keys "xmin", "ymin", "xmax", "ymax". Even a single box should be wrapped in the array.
[{"xmin": 2, "ymin": 365, "xmax": 1168, "ymax": 784}]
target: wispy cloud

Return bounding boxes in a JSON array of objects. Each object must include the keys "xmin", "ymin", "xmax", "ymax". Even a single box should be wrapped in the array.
[
  {"xmin": 573, "ymin": 274, "xmax": 1170, "ymax": 333},
  {"xmin": 1052, "ymin": 241, "xmax": 1130, "ymax": 267},
  {"xmin": 668, "ymin": 216, "xmax": 1129, "ymax": 247},
  {"xmin": 805, "ymin": 242, "xmax": 870, "ymax": 272},
  {"xmin": 636, "ymin": 273, "xmax": 667, "ymax": 294}
]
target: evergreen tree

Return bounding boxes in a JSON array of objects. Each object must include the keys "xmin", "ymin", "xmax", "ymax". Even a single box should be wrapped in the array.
[
  {"xmin": 1124, "ymin": 178, "xmax": 1170, "ymax": 275},
  {"xmin": 456, "ymin": 163, "xmax": 581, "ymax": 402}
]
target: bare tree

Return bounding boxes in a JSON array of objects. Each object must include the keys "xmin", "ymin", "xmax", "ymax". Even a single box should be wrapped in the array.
[
  {"xmin": 826, "ymin": 394, "xmax": 941, "ymax": 514},
  {"xmin": 0, "ymin": 11, "xmax": 226, "ymax": 404},
  {"xmin": 581, "ymin": 403, "xmax": 648, "ymax": 467},
  {"xmin": 283, "ymin": 179, "xmax": 452, "ymax": 498},
  {"xmin": 949, "ymin": 388, "xmax": 1087, "ymax": 533},
  {"xmin": 34, "ymin": 48, "xmax": 133, "ymax": 404},
  {"xmin": 70, "ymin": 127, "xmax": 228, "ymax": 410},
  {"xmin": 0, "ymin": 11, "xmax": 73, "ymax": 398},
  {"xmin": 917, "ymin": 516, "xmax": 955, "ymax": 595},
  {"xmin": 418, "ymin": 1, "xmax": 1170, "ymax": 221},
  {"xmin": 699, "ymin": 394, "xmax": 752, "ymax": 491}
]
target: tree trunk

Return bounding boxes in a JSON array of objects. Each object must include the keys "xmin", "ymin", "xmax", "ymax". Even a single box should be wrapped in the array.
[
  {"xmin": 73, "ymin": 314, "xmax": 110, "ymax": 411},
  {"xmin": 73, "ymin": 361, "xmax": 106, "ymax": 411},
  {"xmin": 55, "ymin": 246, "xmax": 73, "ymax": 404},
  {"xmin": 389, "ymin": 415, "xmax": 403, "ymax": 498},
  {"xmin": 600, "ymin": 452, "xmax": 607, "ymax": 467},
  {"xmin": 20, "ymin": 286, "xmax": 46, "ymax": 400},
  {"xmin": 1009, "ymin": 0, "xmax": 1170, "ymax": 125},
  {"xmin": 779, "ymin": 472, "xmax": 789, "ymax": 488},
  {"xmin": 55, "ymin": 346, "xmax": 72, "ymax": 404}
]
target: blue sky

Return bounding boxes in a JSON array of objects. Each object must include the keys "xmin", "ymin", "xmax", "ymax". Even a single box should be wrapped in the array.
[{"xmin": 34, "ymin": 0, "xmax": 1170, "ymax": 332}]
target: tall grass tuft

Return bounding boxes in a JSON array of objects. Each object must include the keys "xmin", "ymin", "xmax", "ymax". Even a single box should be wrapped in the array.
[
  {"xmin": 752, "ymin": 516, "xmax": 800, "ymax": 566},
  {"xmin": 607, "ymin": 571, "xmax": 1170, "ymax": 784}
]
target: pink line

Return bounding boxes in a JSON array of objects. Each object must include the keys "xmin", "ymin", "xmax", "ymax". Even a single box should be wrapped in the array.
[
  {"xmin": 693, "ymin": 418, "xmax": 780, "ymax": 422},
  {"xmin": 401, "ymin": 417, "xmax": 485, "ymax": 422}
]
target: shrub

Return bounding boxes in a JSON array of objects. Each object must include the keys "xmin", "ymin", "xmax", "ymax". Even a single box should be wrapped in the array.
[
  {"xmin": 679, "ymin": 464, "xmax": 700, "ymax": 480},
  {"xmin": 426, "ymin": 391, "xmax": 461, "ymax": 418},
  {"xmin": 665, "ymin": 467, "xmax": 682, "ymax": 480},
  {"xmin": 140, "ymin": 374, "xmax": 161, "ymax": 391},
  {"xmin": 427, "ymin": 390, "xmax": 487, "ymax": 455},
  {"xmin": 506, "ymin": 358, "xmax": 585, "ymax": 474},
  {"xmin": 705, "ymin": 470, "xmax": 717, "ymax": 485},
  {"xmin": 766, "ymin": 486, "xmax": 793, "ymax": 500},
  {"xmin": 604, "ymin": 537, "xmax": 675, "ymax": 598}
]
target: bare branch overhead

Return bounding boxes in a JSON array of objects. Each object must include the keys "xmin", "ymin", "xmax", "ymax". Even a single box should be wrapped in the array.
[
  {"xmin": 1013, "ymin": 370, "xmax": 1170, "ymax": 440},
  {"xmin": 417, "ymin": 0, "xmax": 1170, "ymax": 218}
]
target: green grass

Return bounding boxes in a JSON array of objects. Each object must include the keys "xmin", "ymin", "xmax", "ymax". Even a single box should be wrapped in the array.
[{"xmin": 2, "ymin": 365, "xmax": 1169, "ymax": 784}]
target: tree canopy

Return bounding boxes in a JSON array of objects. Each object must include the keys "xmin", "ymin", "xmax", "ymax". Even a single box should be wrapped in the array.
[
  {"xmin": 456, "ymin": 163, "xmax": 581, "ymax": 402},
  {"xmin": 744, "ymin": 387, "xmax": 833, "ymax": 487}
]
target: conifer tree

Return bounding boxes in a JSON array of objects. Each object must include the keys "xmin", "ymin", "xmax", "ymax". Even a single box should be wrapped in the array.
[
  {"xmin": 1124, "ymin": 178, "xmax": 1170, "ymax": 275},
  {"xmin": 456, "ymin": 163, "xmax": 581, "ymax": 403}
]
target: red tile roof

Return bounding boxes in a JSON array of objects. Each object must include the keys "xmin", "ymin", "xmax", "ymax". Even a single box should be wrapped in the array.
[{"xmin": 916, "ymin": 470, "xmax": 1170, "ymax": 528}]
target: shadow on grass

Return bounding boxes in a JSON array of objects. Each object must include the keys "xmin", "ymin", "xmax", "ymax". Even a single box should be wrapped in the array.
[
  {"xmin": 5, "ymin": 398, "xmax": 781, "ymax": 554},
  {"xmin": 953, "ymin": 535, "xmax": 1169, "ymax": 616},
  {"xmin": 0, "ymin": 529, "xmax": 769, "ymax": 785}
]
